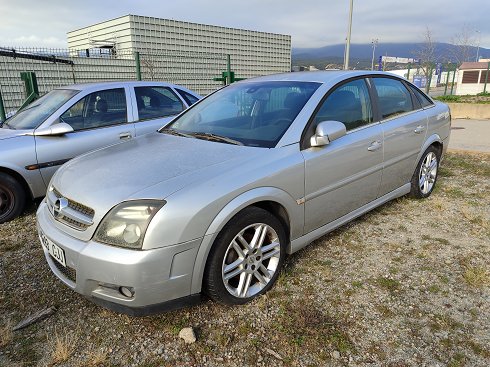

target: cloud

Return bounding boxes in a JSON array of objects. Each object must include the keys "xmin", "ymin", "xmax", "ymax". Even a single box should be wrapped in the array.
[{"xmin": 0, "ymin": 0, "xmax": 488, "ymax": 49}]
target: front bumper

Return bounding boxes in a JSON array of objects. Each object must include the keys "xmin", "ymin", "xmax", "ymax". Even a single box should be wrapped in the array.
[{"xmin": 37, "ymin": 200, "xmax": 202, "ymax": 314}]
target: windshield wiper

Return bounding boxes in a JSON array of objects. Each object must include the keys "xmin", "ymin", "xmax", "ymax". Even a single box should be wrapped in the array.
[
  {"xmin": 159, "ymin": 128, "xmax": 194, "ymax": 138},
  {"xmin": 189, "ymin": 132, "xmax": 243, "ymax": 146}
]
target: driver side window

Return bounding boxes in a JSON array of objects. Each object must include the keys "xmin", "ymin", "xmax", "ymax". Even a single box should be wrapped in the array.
[
  {"xmin": 313, "ymin": 78, "xmax": 373, "ymax": 131},
  {"xmin": 60, "ymin": 88, "xmax": 127, "ymax": 131}
]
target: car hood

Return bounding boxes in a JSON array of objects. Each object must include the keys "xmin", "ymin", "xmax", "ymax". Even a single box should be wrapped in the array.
[
  {"xmin": 0, "ymin": 127, "xmax": 32, "ymax": 140},
  {"xmin": 53, "ymin": 132, "xmax": 260, "ymax": 215}
]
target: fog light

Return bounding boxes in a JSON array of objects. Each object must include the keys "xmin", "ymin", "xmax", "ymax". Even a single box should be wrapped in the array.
[{"xmin": 119, "ymin": 286, "xmax": 134, "ymax": 298}]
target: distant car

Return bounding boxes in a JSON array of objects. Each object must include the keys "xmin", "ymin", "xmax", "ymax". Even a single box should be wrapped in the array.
[
  {"xmin": 37, "ymin": 71, "xmax": 450, "ymax": 315},
  {"xmin": 0, "ymin": 81, "xmax": 201, "ymax": 223}
]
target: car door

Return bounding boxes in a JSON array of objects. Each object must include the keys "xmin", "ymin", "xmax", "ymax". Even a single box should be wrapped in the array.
[
  {"xmin": 302, "ymin": 77, "xmax": 384, "ymax": 233},
  {"xmin": 132, "ymin": 86, "xmax": 187, "ymax": 136},
  {"xmin": 35, "ymin": 87, "xmax": 135, "ymax": 186},
  {"xmin": 371, "ymin": 77, "xmax": 428, "ymax": 196}
]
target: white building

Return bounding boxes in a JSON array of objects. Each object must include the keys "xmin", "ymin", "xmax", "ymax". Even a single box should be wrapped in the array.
[
  {"xmin": 456, "ymin": 61, "xmax": 490, "ymax": 95},
  {"xmin": 67, "ymin": 15, "xmax": 291, "ymax": 80}
]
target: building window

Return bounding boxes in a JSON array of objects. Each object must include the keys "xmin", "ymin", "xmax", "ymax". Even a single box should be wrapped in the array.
[
  {"xmin": 462, "ymin": 70, "xmax": 480, "ymax": 84},
  {"xmin": 480, "ymin": 70, "xmax": 490, "ymax": 84}
]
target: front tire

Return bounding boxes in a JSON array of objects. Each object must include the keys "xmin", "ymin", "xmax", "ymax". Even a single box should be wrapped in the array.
[
  {"xmin": 0, "ymin": 173, "xmax": 26, "ymax": 224},
  {"xmin": 204, "ymin": 207, "xmax": 286, "ymax": 305},
  {"xmin": 410, "ymin": 146, "xmax": 440, "ymax": 199}
]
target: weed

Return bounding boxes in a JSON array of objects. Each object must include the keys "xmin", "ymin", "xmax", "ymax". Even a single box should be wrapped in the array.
[
  {"xmin": 48, "ymin": 329, "xmax": 78, "ymax": 365},
  {"xmin": 0, "ymin": 320, "xmax": 13, "ymax": 347},
  {"xmin": 375, "ymin": 277, "xmax": 401, "ymax": 293},
  {"xmin": 463, "ymin": 266, "xmax": 489, "ymax": 287}
]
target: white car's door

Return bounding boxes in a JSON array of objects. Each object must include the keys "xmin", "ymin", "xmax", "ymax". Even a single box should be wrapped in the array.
[
  {"xmin": 302, "ymin": 77, "xmax": 383, "ymax": 233},
  {"xmin": 34, "ymin": 87, "xmax": 135, "ymax": 186},
  {"xmin": 371, "ymin": 77, "xmax": 428, "ymax": 196}
]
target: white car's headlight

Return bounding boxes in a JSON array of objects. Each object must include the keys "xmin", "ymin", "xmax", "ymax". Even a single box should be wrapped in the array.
[{"xmin": 94, "ymin": 200, "xmax": 165, "ymax": 249}]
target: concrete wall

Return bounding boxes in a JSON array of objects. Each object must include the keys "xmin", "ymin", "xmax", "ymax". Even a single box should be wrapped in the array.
[{"xmin": 447, "ymin": 103, "xmax": 490, "ymax": 119}]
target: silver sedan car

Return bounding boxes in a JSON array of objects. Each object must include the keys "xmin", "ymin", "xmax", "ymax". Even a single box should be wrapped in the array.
[
  {"xmin": 37, "ymin": 71, "xmax": 450, "ymax": 315},
  {"xmin": 0, "ymin": 81, "xmax": 200, "ymax": 223}
]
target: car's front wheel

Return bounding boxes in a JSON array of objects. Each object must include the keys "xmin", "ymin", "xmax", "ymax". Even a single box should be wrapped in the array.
[
  {"xmin": 410, "ymin": 146, "xmax": 440, "ymax": 199},
  {"xmin": 0, "ymin": 173, "xmax": 26, "ymax": 224},
  {"xmin": 204, "ymin": 207, "xmax": 286, "ymax": 305}
]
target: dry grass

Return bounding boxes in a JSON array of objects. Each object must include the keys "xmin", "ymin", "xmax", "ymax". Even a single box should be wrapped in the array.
[
  {"xmin": 47, "ymin": 329, "xmax": 78, "ymax": 365},
  {"xmin": 0, "ymin": 319, "xmax": 13, "ymax": 347},
  {"xmin": 463, "ymin": 266, "xmax": 490, "ymax": 288},
  {"xmin": 80, "ymin": 347, "xmax": 109, "ymax": 367}
]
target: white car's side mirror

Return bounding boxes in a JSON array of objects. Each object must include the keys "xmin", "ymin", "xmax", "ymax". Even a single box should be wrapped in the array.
[
  {"xmin": 310, "ymin": 120, "xmax": 347, "ymax": 147},
  {"xmin": 34, "ymin": 122, "xmax": 74, "ymax": 136}
]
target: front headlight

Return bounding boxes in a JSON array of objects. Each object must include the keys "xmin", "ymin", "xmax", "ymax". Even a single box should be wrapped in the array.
[{"xmin": 94, "ymin": 200, "xmax": 165, "ymax": 249}]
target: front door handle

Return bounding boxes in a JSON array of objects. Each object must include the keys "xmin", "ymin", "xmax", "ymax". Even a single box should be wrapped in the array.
[
  {"xmin": 119, "ymin": 132, "xmax": 132, "ymax": 140},
  {"xmin": 414, "ymin": 125, "xmax": 425, "ymax": 134},
  {"xmin": 367, "ymin": 140, "xmax": 382, "ymax": 152}
]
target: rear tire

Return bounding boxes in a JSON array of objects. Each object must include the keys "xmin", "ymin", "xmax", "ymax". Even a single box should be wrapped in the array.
[
  {"xmin": 409, "ymin": 146, "xmax": 440, "ymax": 199},
  {"xmin": 203, "ymin": 207, "xmax": 286, "ymax": 305},
  {"xmin": 0, "ymin": 173, "xmax": 26, "ymax": 223}
]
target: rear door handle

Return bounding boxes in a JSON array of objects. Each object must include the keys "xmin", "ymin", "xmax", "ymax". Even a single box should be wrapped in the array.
[
  {"xmin": 414, "ymin": 125, "xmax": 425, "ymax": 134},
  {"xmin": 367, "ymin": 140, "xmax": 382, "ymax": 152},
  {"xmin": 119, "ymin": 132, "xmax": 132, "ymax": 140}
]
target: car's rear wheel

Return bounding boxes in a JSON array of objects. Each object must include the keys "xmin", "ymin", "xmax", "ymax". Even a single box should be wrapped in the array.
[
  {"xmin": 204, "ymin": 207, "xmax": 286, "ymax": 305},
  {"xmin": 0, "ymin": 173, "xmax": 26, "ymax": 224},
  {"xmin": 410, "ymin": 146, "xmax": 440, "ymax": 199}
]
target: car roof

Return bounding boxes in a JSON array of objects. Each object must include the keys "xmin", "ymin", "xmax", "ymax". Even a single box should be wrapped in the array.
[
  {"xmin": 56, "ymin": 81, "xmax": 193, "ymax": 93},
  {"xmin": 239, "ymin": 70, "xmax": 404, "ymax": 84}
]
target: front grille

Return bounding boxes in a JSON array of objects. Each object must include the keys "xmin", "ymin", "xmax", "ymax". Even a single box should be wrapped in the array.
[
  {"xmin": 52, "ymin": 188, "xmax": 95, "ymax": 217},
  {"xmin": 50, "ymin": 255, "xmax": 76, "ymax": 283},
  {"xmin": 47, "ymin": 187, "xmax": 94, "ymax": 230}
]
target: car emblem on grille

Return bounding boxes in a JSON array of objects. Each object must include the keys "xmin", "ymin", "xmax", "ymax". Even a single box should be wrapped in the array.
[{"xmin": 53, "ymin": 197, "xmax": 69, "ymax": 219}]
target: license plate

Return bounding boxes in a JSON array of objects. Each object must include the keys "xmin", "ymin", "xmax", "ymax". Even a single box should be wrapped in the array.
[{"xmin": 40, "ymin": 230, "xmax": 66, "ymax": 267}]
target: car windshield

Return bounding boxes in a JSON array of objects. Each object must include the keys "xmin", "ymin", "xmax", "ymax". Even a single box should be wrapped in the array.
[
  {"xmin": 163, "ymin": 81, "xmax": 321, "ymax": 147},
  {"xmin": 2, "ymin": 89, "xmax": 79, "ymax": 130}
]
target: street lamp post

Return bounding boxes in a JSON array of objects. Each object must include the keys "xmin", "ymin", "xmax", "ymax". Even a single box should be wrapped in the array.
[
  {"xmin": 371, "ymin": 38, "xmax": 378, "ymax": 70},
  {"xmin": 344, "ymin": 0, "xmax": 354, "ymax": 70}
]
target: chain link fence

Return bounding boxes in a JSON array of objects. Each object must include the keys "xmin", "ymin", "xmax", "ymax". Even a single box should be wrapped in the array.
[{"xmin": 0, "ymin": 47, "xmax": 228, "ymax": 116}]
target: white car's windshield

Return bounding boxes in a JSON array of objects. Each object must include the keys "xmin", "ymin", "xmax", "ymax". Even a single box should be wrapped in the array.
[
  {"xmin": 2, "ymin": 89, "xmax": 79, "ymax": 130},
  {"xmin": 164, "ymin": 81, "xmax": 321, "ymax": 147}
]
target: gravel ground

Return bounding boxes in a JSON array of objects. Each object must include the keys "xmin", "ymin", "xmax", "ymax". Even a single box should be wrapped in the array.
[{"xmin": 0, "ymin": 151, "xmax": 489, "ymax": 367}]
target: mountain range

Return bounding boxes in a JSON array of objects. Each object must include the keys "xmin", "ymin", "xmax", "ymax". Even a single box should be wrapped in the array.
[{"xmin": 292, "ymin": 42, "xmax": 490, "ymax": 69}]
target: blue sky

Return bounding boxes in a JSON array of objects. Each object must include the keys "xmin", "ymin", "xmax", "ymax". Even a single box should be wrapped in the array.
[{"xmin": 1, "ymin": 0, "xmax": 489, "ymax": 49}]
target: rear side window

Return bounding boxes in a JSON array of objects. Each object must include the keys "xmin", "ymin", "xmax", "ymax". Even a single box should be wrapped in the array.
[
  {"xmin": 135, "ymin": 87, "xmax": 184, "ymax": 121},
  {"xmin": 372, "ymin": 78, "xmax": 414, "ymax": 119},
  {"xmin": 175, "ymin": 89, "xmax": 200, "ymax": 106},
  {"xmin": 312, "ymin": 78, "xmax": 373, "ymax": 131},
  {"xmin": 407, "ymin": 84, "xmax": 433, "ymax": 108}
]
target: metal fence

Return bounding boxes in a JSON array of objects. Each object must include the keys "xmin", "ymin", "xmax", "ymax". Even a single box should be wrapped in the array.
[{"xmin": 0, "ymin": 47, "xmax": 228, "ymax": 116}]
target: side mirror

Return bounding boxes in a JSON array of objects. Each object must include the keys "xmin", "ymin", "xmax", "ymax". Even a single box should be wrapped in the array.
[
  {"xmin": 310, "ymin": 120, "xmax": 347, "ymax": 147},
  {"xmin": 34, "ymin": 122, "xmax": 74, "ymax": 136}
]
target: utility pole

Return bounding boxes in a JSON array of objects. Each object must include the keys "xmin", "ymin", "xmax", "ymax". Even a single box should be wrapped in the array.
[
  {"xmin": 371, "ymin": 38, "xmax": 378, "ymax": 70},
  {"xmin": 344, "ymin": 0, "xmax": 354, "ymax": 70}
]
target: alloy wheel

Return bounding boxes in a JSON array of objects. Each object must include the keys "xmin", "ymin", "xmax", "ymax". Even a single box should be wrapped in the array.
[
  {"xmin": 419, "ymin": 151, "xmax": 438, "ymax": 195},
  {"xmin": 221, "ymin": 223, "xmax": 281, "ymax": 298}
]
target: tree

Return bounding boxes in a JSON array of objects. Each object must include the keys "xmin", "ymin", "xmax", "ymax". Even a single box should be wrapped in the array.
[
  {"xmin": 449, "ymin": 24, "xmax": 478, "ymax": 64},
  {"xmin": 413, "ymin": 27, "xmax": 437, "ymax": 93}
]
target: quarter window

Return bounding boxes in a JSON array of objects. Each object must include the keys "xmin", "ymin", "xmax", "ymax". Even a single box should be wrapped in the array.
[
  {"xmin": 175, "ymin": 89, "xmax": 200, "ymax": 106},
  {"xmin": 313, "ymin": 78, "xmax": 373, "ymax": 131},
  {"xmin": 407, "ymin": 84, "xmax": 433, "ymax": 108},
  {"xmin": 135, "ymin": 87, "xmax": 184, "ymax": 120},
  {"xmin": 60, "ymin": 88, "xmax": 127, "ymax": 131},
  {"xmin": 372, "ymin": 78, "xmax": 414, "ymax": 119}
]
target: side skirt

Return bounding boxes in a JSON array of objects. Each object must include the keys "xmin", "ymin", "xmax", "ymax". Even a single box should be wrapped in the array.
[{"xmin": 288, "ymin": 183, "xmax": 411, "ymax": 254}]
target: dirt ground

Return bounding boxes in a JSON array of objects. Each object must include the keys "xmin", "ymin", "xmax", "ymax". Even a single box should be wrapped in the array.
[{"xmin": 0, "ymin": 151, "xmax": 489, "ymax": 367}]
